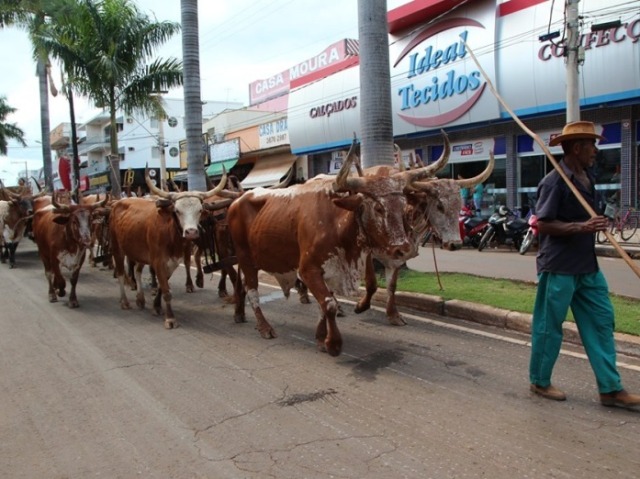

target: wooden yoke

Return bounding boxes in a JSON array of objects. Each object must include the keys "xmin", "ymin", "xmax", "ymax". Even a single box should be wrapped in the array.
[{"xmin": 462, "ymin": 39, "xmax": 640, "ymax": 279}]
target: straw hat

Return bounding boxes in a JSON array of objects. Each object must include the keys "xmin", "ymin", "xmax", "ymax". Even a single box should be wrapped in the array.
[{"xmin": 549, "ymin": 121, "xmax": 606, "ymax": 146}]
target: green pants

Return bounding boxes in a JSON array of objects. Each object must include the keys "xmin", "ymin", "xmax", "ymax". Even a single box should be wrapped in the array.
[{"xmin": 529, "ymin": 271, "xmax": 622, "ymax": 394}]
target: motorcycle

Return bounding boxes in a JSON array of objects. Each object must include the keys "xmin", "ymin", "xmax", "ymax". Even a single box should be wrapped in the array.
[
  {"xmin": 477, "ymin": 205, "xmax": 529, "ymax": 252},
  {"xmin": 459, "ymin": 204, "xmax": 488, "ymax": 248},
  {"xmin": 519, "ymin": 213, "xmax": 538, "ymax": 255}
]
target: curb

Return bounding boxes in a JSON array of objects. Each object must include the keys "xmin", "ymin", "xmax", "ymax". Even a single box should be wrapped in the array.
[{"xmin": 370, "ymin": 289, "xmax": 640, "ymax": 359}]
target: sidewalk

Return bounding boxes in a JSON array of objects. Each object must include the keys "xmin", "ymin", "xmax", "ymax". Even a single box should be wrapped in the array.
[{"xmin": 384, "ymin": 238, "xmax": 640, "ymax": 359}]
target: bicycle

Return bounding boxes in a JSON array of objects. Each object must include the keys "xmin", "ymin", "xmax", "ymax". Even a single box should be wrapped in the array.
[{"xmin": 596, "ymin": 203, "xmax": 638, "ymax": 244}]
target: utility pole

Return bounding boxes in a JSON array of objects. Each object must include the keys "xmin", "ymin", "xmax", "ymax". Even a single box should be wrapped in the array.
[
  {"xmin": 158, "ymin": 116, "xmax": 167, "ymax": 191},
  {"xmin": 565, "ymin": 0, "xmax": 582, "ymax": 122}
]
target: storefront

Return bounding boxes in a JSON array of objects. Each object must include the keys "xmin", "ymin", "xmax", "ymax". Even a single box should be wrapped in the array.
[{"xmin": 285, "ymin": 0, "xmax": 639, "ymax": 215}]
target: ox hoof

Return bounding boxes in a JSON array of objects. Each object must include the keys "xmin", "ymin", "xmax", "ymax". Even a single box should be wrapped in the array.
[
  {"xmin": 49, "ymin": 296, "xmax": 58, "ymax": 303},
  {"xmin": 325, "ymin": 340, "xmax": 342, "ymax": 357},
  {"xmin": 299, "ymin": 295, "xmax": 311, "ymax": 305},
  {"xmin": 337, "ymin": 305, "xmax": 346, "ymax": 318},
  {"xmin": 185, "ymin": 285, "xmax": 194, "ymax": 293},
  {"xmin": 196, "ymin": 278, "xmax": 204, "ymax": 289},
  {"xmin": 234, "ymin": 314, "xmax": 246, "ymax": 324},
  {"xmin": 354, "ymin": 302, "xmax": 371, "ymax": 314},
  {"xmin": 57, "ymin": 289, "xmax": 66, "ymax": 298},
  {"xmin": 136, "ymin": 299, "xmax": 145, "ymax": 309},
  {"xmin": 121, "ymin": 301, "xmax": 131, "ymax": 310},
  {"xmin": 257, "ymin": 326, "xmax": 277, "ymax": 339},
  {"xmin": 218, "ymin": 290, "xmax": 229, "ymax": 298},
  {"xmin": 387, "ymin": 315, "xmax": 408, "ymax": 326},
  {"xmin": 164, "ymin": 319, "xmax": 178, "ymax": 329},
  {"xmin": 68, "ymin": 301, "xmax": 80, "ymax": 309}
]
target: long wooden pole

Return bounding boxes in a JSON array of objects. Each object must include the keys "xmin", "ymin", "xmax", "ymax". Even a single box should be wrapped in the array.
[{"xmin": 461, "ymin": 39, "xmax": 640, "ymax": 279}]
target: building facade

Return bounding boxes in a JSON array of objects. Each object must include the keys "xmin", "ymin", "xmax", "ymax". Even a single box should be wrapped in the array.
[{"xmin": 281, "ymin": 0, "xmax": 639, "ymax": 216}]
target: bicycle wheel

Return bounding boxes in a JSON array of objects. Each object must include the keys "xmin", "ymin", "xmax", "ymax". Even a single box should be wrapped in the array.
[
  {"xmin": 620, "ymin": 215, "xmax": 638, "ymax": 241},
  {"xmin": 596, "ymin": 228, "xmax": 609, "ymax": 244}
]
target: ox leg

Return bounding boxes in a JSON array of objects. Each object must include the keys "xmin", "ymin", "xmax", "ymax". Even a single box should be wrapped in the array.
[
  {"xmin": 184, "ymin": 244, "xmax": 195, "ymax": 293},
  {"xmin": 113, "ymin": 255, "xmax": 132, "ymax": 311},
  {"xmin": 384, "ymin": 266, "xmax": 406, "ymax": 326},
  {"xmin": 53, "ymin": 264, "xmax": 66, "ymax": 298},
  {"xmin": 355, "ymin": 253, "xmax": 377, "ymax": 314},
  {"xmin": 220, "ymin": 265, "xmax": 238, "ymax": 300},
  {"xmin": 194, "ymin": 246, "xmax": 204, "ymax": 290},
  {"xmin": 125, "ymin": 258, "xmax": 137, "ymax": 290},
  {"xmin": 151, "ymin": 266, "xmax": 177, "ymax": 329},
  {"xmin": 300, "ymin": 269, "xmax": 342, "ymax": 356},
  {"xmin": 237, "ymin": 266, "xmax": 276, "ymax": 337},
  {"xmin": 134, "ymin": 264, "xmax": 145, "ymax": 309},
  {"xmin": 7, "ymin": 242, "xmax": 18, "ymax": 269},
  {"xmin": 45, "ymin": 270, "xmax": 58, "ymax": 303},
  {"xmin": 67, "ymin": 257, "xmax": 86, "ymax": 309},
  {"xmin": 233, "ymin": 268, "xmax": 247, "ymax": 323},
  {"xmin": 295, "ymin": 278, "xmax": 311, "ymax": 304}
]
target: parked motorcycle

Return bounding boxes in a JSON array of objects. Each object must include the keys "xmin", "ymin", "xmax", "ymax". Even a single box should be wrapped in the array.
[
  {"xmin": 459, "ymin": 204, "xmax": 488, "ymax": 248},
  {"xmin": 519, "ymin": 213, "xmax": 538, "ymax": 255},
  {"xmin": 477, "ymin": 205, "xmax": 529, "ymax": 251}
]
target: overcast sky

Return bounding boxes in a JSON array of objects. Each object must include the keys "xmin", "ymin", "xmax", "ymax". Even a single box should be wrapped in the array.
[{"xmin": 0, "ymin": 0, "xmax": 407, "ymax": 184}]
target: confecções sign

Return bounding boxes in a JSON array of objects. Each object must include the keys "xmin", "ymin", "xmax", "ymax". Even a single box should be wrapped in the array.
[{"xmin": 538, "ymin": 18, "xmax": 640, "ymax": 61}]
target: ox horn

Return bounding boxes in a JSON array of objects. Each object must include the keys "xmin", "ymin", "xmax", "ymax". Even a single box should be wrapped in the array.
[
  {"xmin": 268, "ymin": 165, "xmax": 294, "ymax": 189},
  {"xmin": 145, "ymin": 166, "xmax": 173, "ymax": 200},
  {"xmin": 394, "ymin": 144, "xmax": 405, "ymax": 172},
  {"xmin": 199, "ymin": 166, "xmax": 228, "ymax": 199},
  {"xmin": 456, "ymin": 151, "xmax": 495, "ymax": 189},
  {"xmin": 51, "ymin": 191, "xmax": 70, "ymax": 212},
  {"xmin": 399, "ymin": 130, "xmax": 450, "ymax": 183},
  {"xmin": 334, "ymin": 136, "xmax": 365, "ymax": 191}
]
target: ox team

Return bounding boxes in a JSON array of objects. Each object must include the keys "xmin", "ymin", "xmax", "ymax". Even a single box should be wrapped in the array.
[{"xmin": 11, "ymin": 134, "xmax": 472, "ymax": 358}]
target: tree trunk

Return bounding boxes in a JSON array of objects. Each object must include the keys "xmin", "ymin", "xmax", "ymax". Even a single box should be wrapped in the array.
[
  {"xmin": 37, "ymin": 59, "xmax": 54, "ymax": 191},
  {"xmin": 181, "ymin": 0, "xmax": 206, "ymax": 191},
  {"xmin": 358, "ymin": 0, "xmax": 394, "ymax": 168}
]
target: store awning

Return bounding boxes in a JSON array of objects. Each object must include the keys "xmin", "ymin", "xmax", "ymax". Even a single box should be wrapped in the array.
[
  {"xmin": 206, "ymin": 158, "xmax": 239, "ymax": 177},
  {"xmin": 241, "ymin": 154, "xmax": 297, "ymax": 189}
]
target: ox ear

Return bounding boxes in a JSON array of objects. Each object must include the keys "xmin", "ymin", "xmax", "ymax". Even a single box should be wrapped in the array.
[
  {"xmin": 332, "ymin": 193, "xmax": 363, "ymax": 212},
  {"xmin": 52, "ymin": 214, "xmax": 70, "ymax": 225},
  {"xmin": 155, "ymin": 198, "xmax": 173, "ymax": 209}
]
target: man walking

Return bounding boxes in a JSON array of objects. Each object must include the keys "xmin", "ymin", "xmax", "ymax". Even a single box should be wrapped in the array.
[{"xmin": 528, "ymin": 121, "xmax": 640, "ymax": 409}]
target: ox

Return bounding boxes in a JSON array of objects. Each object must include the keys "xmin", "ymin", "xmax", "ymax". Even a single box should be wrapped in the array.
[
  {"xmin": 0, "ymin": 186, "xmax": 45, "ymax": 268},
  {"xmin": 108, "ymin": 170, "xmax": 229, "ymax": 329},
  {"xmin": 355, "ymin": 142, "xmax": 496, "ymax": 324},
  {"xmin": 31, "ymin": 193, "xmax": 109, "ymax": 307},
  {"xmin": 227, "ymin": 141, "xmax": 440, "ymax": 356}
]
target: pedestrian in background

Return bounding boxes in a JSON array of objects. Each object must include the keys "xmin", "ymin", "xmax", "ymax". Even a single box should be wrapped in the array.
[
  {"xmin": 528, "ymin": 121, "xmax": 640, "ymax": 409},
  {"xmin": 472, "ymin": 181, "xmax": 484, "ymax": 216},
  {"xmin": 458, "ymin": 173, "xmax": 470, "ymax": 207}
]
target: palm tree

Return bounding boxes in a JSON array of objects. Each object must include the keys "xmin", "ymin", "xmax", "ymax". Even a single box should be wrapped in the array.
[
  {"xmin": 0, "ymin": 96, "xmax": 27, "ymax": 155},
  {"xmin": 37, "ymin": 0, "xmax": 183, "ymax": 197},
  {"xmin": 0, "ymin": 0, "xmax": 62, "ymax": 191},
  {"xmin": 180, "ymin": 0, "xmax": 206, "ymax": 191},
  {"xmin": 358, "ymin": 0, "xmax": 394, "ymax": 167}
]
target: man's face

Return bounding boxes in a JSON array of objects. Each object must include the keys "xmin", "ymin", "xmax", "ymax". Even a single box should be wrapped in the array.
[{"xmin": 575, "ymin": 139, "xmax": 598, "ymax": 168}]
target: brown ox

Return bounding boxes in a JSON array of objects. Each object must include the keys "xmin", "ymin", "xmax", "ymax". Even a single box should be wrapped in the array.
[
  {"xmin": 227, "ymin": 141, "xmax": 440, "ymax": 356},
  {"xmin": 108, "ymin": 170, "xmax": 228, "ymax": 329},
  {"xmin": 355, "ymin": 143, "xmax": 496, "ymax": 324},
  {"xmin": 31, "ymin": 194, "xmax": 109, "ymax": 307},
  {"xmin": 0, "ymin": 185, "xmax": 46, "ymax": 268}
]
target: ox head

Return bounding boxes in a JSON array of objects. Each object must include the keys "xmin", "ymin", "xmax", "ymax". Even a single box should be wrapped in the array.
[
  {"xmin": 51, "ymin": 193, "xmax": 109, "ymax": 248},
  {"xmin": 332, "ymin": 140, "xmax": 415, "ymax": 260},
  {"xmin": 410, "ymin": 152, "xmax": 495, "ymax": 250},
  {"xmin": 146, "ymin": 166, "xmax": 228, "ymax": 240}
]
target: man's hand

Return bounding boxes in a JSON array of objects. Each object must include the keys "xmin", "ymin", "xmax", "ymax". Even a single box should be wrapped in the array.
[{"xmin": 583, "ymin": 216, "xmax": 609, "ymax": 232}]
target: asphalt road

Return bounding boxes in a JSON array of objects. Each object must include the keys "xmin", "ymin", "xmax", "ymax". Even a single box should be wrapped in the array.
[
  {"xmin": 1, "ymin": 241, "xmax": 640, "ymax": 479},
  {"xmin": 409, "ymin": 243, "xmax": 640, "ymax": 299}
]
